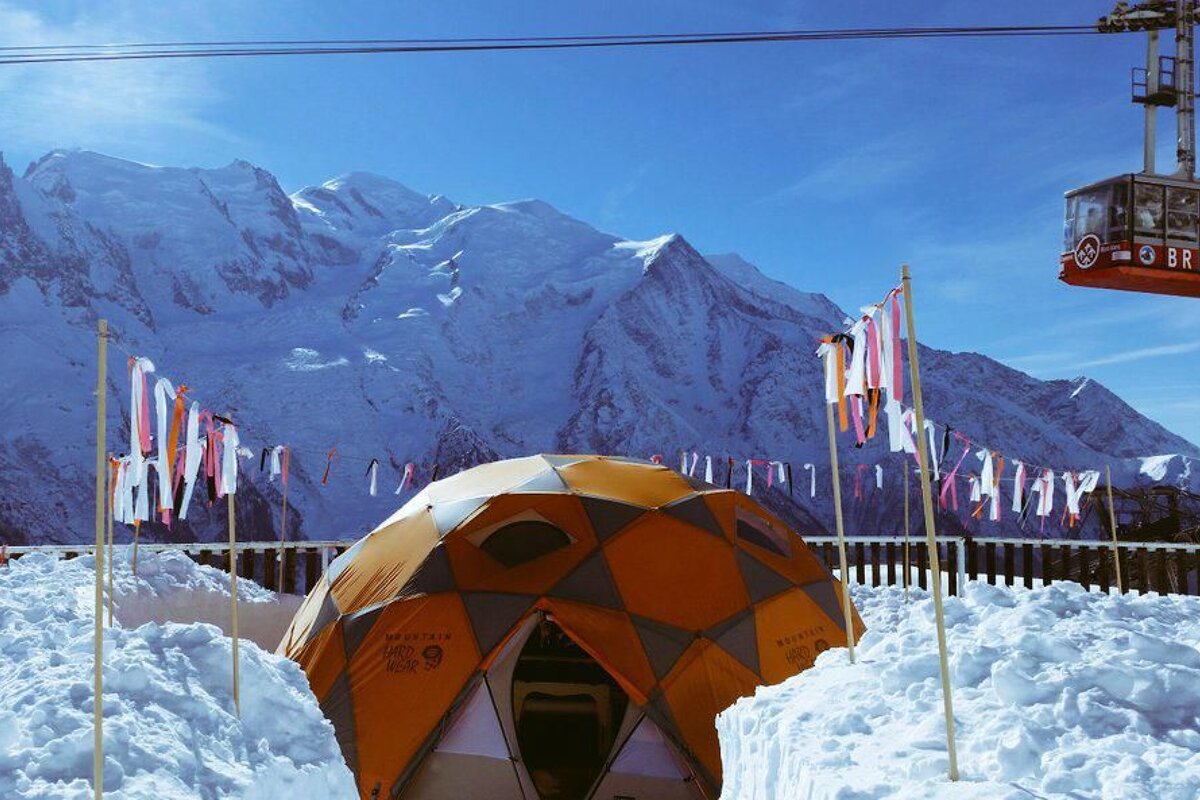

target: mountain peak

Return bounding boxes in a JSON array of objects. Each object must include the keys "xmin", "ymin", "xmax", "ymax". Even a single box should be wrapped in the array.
[{"xmin": 293, "ymin": 171, "xmax": 455, "ymax": 233}]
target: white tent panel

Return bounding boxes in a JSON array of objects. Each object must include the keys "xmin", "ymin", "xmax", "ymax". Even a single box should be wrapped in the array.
[
  {"xmin": 611, "ymin": 714, "xmax": 689, "ymax": 779},
  {"xmin": 435, "ymin": 680, "xmax": 511, "ymax": 759}
]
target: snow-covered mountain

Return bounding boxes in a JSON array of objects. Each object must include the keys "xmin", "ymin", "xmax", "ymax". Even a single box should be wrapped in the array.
[{"xmin": 1, "ymin": 148, "xmax": 1196, "ymax": 545}]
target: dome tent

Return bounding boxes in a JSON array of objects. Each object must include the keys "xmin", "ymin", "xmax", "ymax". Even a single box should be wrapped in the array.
[{"xmin": 280, "ymin": 454, "xmax": 864, "ymax": 800}]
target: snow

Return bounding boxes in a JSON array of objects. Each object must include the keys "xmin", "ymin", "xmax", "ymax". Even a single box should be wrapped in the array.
[
  {"xmin": 0, "ymin": 551, "xmax": 355, "ymax": 799},
  {"xmin": 1070, "ymin": 377, "xmax": 1090, "ymax": 398},
  {"xmin": 718, "ymin": 581, "xmax": 1200, "ymax": 799},
  {"xmin": 1140, "ymin": 454, "xmax": 1177, "ymax": 481}
]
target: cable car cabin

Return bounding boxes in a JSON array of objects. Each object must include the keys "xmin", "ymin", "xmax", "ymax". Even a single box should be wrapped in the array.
[{"xmin": 1060, "ymin": 174, "xmax": 1200, "ymax": 297}]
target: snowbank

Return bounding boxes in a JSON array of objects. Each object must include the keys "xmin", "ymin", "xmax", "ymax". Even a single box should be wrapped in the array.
[
  {"xmin": 0, "ymin": 551, "xmax": 355, "ymax": 799},
  {"xmin": 719, "ymin": 581, "xmax": 1200, "ymax": 799}
]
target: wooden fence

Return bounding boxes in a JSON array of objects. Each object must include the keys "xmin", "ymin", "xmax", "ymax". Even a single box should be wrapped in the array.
[
  {"xmin": 804, "ymin": 535, "xmax": 1200, "ymax": 596},
  {"xmin": 5, "ymin": 535, "xmax": 1199, "ymax": 597}
]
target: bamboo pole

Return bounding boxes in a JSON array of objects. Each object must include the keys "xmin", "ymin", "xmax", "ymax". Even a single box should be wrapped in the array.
[
  {"xmin": 825, "ymin": 401, "xmax": 857, "ymax": 663},
  {"xmin": 106, "ymin": 457, "xmax": 114, "ymax": 627},
  {"xmin": 901, "ymin": 264, "xmax": 959, "ymax": 781},
  {"xmin": 93, "ymin": 319, "xmax": 108, "ymax": 800},
  {"xmin": 228, "ymin": 487, "xmax": 241, "ymax": 716},
  {"xmin": 904, "ymin": 466, "xmax": 911, "ymax": 603},
  {"xmin": 278, "ymin": 448, "xmax": 289, "ymax": 590},
  {"xmin": 1106, "ymin": 465, "xmax": 1123, "ymax": 593}
]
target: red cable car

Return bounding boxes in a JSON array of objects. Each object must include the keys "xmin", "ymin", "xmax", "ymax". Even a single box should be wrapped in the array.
[
  {"xmin": 1060, "ymin": 1, "xmax": 1200, "ymax": 298},
  {"xmin": 1061, "ymin": 173, "xmax": 1200, "ymax": 297}
]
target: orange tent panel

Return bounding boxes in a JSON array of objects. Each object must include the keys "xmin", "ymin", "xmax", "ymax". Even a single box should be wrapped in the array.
[
  {"xmin": 329, "ymin": 510, "xmax": 440, "ymax": 614},
  {"xmin": 537, "ymin": 597, "xmax": 657, "ymax": 704},
  {"xmin": 556, "ymin": 458, "xmax": 695, "ymax": 508},
  {"xmin": 660, "ymin": 640, "xmax": 762, "ymax": 785},
  {"xmin": 753, "ymin": 587, "xmax": 852, "ymax": 685},
  {"xmin": 605, "ymin": 512, "xmax": 749, "ymax": 630},
  {"xmin": 347, "ymin": 593, "xmax": 481, "ymax": 796}
]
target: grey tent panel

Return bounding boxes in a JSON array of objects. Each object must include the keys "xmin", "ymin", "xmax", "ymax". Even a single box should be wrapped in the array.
[
  {"xmin": 548, "ymin": 550, "xmax": 623, "ymax": 609},
  {"xmin": 508, "ymin": 468, "xmax": 571, "ymax": 494},
  {"xmin": 342, "ymin": 605, "xmax": 384, "ymax": 661},
  {"xmin": 579, "ymin": 496, "xmax": 646, "ymax": 541},
  {"xmin": 705, "ymin": 609, "xmax": 760, "ymax": 677},
  {"xmin": 803, "ymin": 580, "xmax": 847, "ymax": 632},
  {"xmin": 431, "ymin": 496, "xmax": 491, "ymax": 536},
  {"xmin": 319, "ymin": 669, "xmax": 360, "ymax": 782},
  {"xmin": 399, "ymin": 544, "xmax": 456, "ymax": 597},
  {"xmin": 305, "ymin": 588, "xmax": 342, "ymax": 647},
  {"xmin": 661, "ymin": 495, "xmax": 724, "ymax": 539},
  {"xmin": 736, "ymin": 549, "xmax": 794, "ymax": 604},
  {"xmin": 632, "ymin": 615, "xmax": 695, "ymax": 682},
  {"xmin": 400, "ymin": 751, "xmax": 525, "ymax": 800},
  {"xmin": 325, "ymin": 537, "xmax": 366, "ymax": 584},
  {"xmin": 538, "ymin": 454, "xmax": 590, "ymax": 468},
  {"xmin": 462, "ymin": 592, "xmax": 537, "ymax": 656}
]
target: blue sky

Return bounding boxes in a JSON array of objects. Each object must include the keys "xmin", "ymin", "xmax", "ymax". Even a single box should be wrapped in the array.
[{"xmin": 3, "ymin": 0, "xmax": 1199, "ymax": 447}]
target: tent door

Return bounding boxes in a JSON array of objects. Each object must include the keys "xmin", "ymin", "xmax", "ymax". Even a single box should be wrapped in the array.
[{"xmin": 512, "ymin": 617, "xmax": 629, "ymax": 800}]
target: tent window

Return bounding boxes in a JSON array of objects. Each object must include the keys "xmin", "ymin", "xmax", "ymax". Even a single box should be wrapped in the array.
[
  {"xmin": 479, "ymin": 521, "xmax": 572, "ymax": 567},
  {"xmin": 735, "ymin": 511, "xmax": 788, "ymax": 557}
]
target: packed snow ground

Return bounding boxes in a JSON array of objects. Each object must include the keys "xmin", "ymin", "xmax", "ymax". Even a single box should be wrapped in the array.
[
  {"xmin": 715, "ymin": 578, "xmax": 1200, "ymax": 796},
  {"xmin": 719, "ymin": 581, "xmax": 1200, "ymax": 799},
  {"xmin": 0, "ymin": 551, "xmax": 355, "ymax": 799}
]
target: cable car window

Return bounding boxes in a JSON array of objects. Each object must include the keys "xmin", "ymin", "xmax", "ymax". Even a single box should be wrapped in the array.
[
  {"xmin": 1166, "ymin": 187, "xmax": 1198, "ymax": 243},
  {"xmin": 1072, "ymin": 188, "xmax": 1110, "ymax": 245},
  {"xmin": 1108, "ymin": 183, "xmax": 1128, "ymax": 240},
  {"xmin": 1063, "ymin": 195, "xmax": 1079, "ymax": 252},
  {"xmin": 1134, "ymin": 183, "xmax": 1164, "ymax": 238}
]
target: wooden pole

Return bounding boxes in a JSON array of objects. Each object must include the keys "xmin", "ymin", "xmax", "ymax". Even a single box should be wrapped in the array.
[
  {"xmin": 106, "ymin": 457, "xmax": 114, "ymax": 627},
  {"xmin": 228, "ymin": 487, "xmax": 241, "ymax": 716},
  {"xmin": 1106, "ymin": 465, "xmax": 1123, "ymax": 593},
  {"xmin": 825, "ymin": 401, "xmax": 857, "ymax": 663},
  {"xmin": 93, "ymin": 319, "xmax": 108, "ymax": 800},
  {"xmin": 901, "ymin": 264, "xmax": 959, "ymax": 781},
  {"xmin": 131, "ymin": 524, "xmax": 140, "ymax": 576},
  {"xmin": 278, "ymin": 448, "xmax": 289, "ymax": 590},
  {"xmin": 903, "ymin": 465, "xmax": 911, "ymax": 603}
]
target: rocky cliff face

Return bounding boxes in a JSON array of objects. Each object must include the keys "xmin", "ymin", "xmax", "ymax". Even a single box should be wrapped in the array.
[{"xmin": 1, "ymin": 148, "xmax": 1195, "ymax": 545}]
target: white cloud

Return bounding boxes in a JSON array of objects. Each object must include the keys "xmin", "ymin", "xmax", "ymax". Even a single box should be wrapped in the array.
[
  {"xmin": 1075, "ymin": 341, "xmax": 1200, "ymax": 369},
  {"xmin": 0, "ymin": 3, "xmax": 237, "ymax": 160}
]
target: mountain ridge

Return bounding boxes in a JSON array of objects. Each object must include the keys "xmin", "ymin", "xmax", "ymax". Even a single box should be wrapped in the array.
[{"xmin": 0, "ymin": 147, "xmax": 1195, "ymax": 546}]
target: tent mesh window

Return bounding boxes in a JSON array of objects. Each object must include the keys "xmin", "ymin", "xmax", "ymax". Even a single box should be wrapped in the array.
[
  {"xmin": 735, "ymin": 510, "xmax": 789, "ymax": 557},
  {"xmin": 480, "ymin": 521, "xmax": 573, "ymax": 567}
]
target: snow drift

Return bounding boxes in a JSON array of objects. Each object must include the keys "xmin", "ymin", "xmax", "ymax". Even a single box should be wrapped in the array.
[
  {"xmin": 718, "ymin": 581, "xmax": 1200, "ymax": 800},
  {"xmin": 0, "ymin": 551, "xmax": 355, "ymax": 799}
]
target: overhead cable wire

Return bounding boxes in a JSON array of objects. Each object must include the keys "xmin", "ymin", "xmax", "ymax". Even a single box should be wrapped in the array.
[{"xmin": 0, "ymin": 24, "xmax": 1104, "ymax": 65}]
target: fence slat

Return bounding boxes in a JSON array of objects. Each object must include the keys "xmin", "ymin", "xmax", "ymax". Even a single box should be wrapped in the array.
[
  {"xmin": 1078, "ymin": 546, "xmax": 1091, "ymax": 591},
  {"xmin": 868, "ymin": 542, "xmax": 880, "ymax": 587},
  {"xmin": 305, "ymin": 548, "xmax": 321, "ymax": 593},
  {"xmin": 917, "ymin": 543, "xmax": 928, "ymax": 591},
  {"xmin": 854, "ymin": 542, "xmax": 866, "ymax": 586},
  {"xmin": 945, "ymin": 543, "xmax": 957, "ymax": 597},
  {"xmin": 967, "ymin": 538, "xmax": 978, "ymax": 581},
  {"xmin": 1139, "ymin": 548, "xmax": 1152, "ymax": 594},
  {"xmin": 263, "ymin": 548, "xmax": 278, "ymax": 592},
  {"xmin": 1003, "ymin": 543, "xmax": 1015, "ymax": 587},
  {"xmin": 1022, "ymin": 543, "xmax": 1034, "ymax": 590},
  {"xmin": 282, "ymin": 549, "xmax": 297, "ymax": 594},
  {"xmin": 240, "ymin": 548, "xmax": 255, "ymax": 583},
  {"xmin": 1176, "ymin": 548, "xmax": 1191, "ymax": 596},
  {"xmin": 822, "ymin": 543, "xmax": 833, "ymax": 573},
  {"xmin": 1041, "ymin": 544, "xmax": 1053, "ymax": 587},
  {"xmin": 1098, "ymin": 545, "xmax": 1111, "ymax": 593},
  {"xmin": 985, "ymin": 542, "xmax": 997, "ymax": 586},
  {"xmin": 1156, "ymin": 550, "xmax": 1171, "ymax": 596}
]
